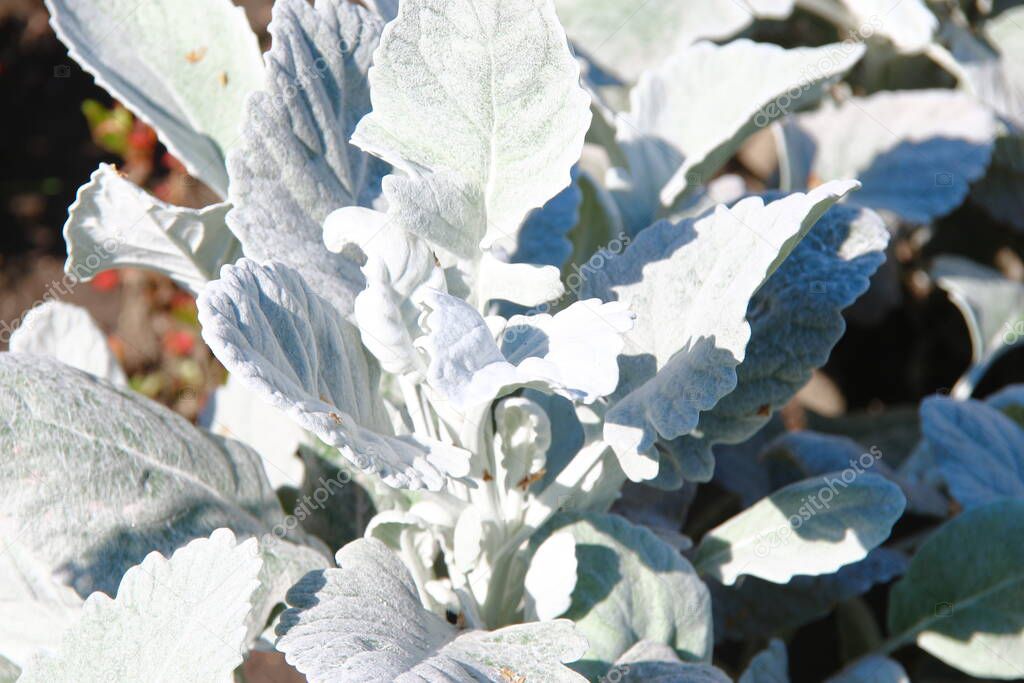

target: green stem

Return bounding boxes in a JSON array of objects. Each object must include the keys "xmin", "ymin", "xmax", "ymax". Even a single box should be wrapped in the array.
[{"xmin": 875, "ymin": 630, "xmax": 916, "ymax": 655}]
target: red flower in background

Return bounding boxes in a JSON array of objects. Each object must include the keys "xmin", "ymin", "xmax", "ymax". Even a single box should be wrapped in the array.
[
  {"xmin": 162, "ymin": 330, "xmax": 195, "ymax": 357},
  {"xmin": 91, "ymin": 270, "xmax": 120, "ymax": 292}
]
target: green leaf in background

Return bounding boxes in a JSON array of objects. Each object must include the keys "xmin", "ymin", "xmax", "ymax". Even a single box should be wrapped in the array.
[
  {"xmin": 963, "ymin": 5, "xmax": 1024, "ymax": 231},
  {"xmin": 292, "ymin": 444, "xmax": 379, "ymax": 552},
  {"xmin": 825, "ymin": 655, "xmax": 908, "ymax": 683},
  {"xmin": 739, "ymin": 639, "xmax": 789, "ymax": 683},
  {"xmin": 922, "ymin": 394, "xmax": 1024, "ymax": 509},
  {"xmin": 887, "ymin": 500, "xmax": 1024, "ymax": 678},
  {"xmin": 79, "ymin": 100, "xmax": 133, "ymax": 157}
]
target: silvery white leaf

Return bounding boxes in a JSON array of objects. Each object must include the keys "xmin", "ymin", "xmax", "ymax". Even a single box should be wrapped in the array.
[
  {"xmin": 198, "ymin": 259, "xmax": 470, "ymax": 490},
  {"xmin": 530, "ymin": 512, "xmax": 713, "ymax": 679},
  {"xmin": 452, "ymin": 506, "xmax": 485, "ymax": 576},
  {"xmin": 475, "ymin": 253, "xmax": 566, "ymax": 308},
  {"xmin": 200, "ymin": 374, "xmax": 307, "ymax": 490},
  {"xmin": 276, "ymin": 538, "xmax": 589, "ymax": 682},
  {"xmin": 350, "ymin": 0, "xmax": 592, "ymax": 259},
  {"xmin": 526, "ymin": 390, "xmax": 585, "ymax": 490},
  {"xmin": 711, "ymin": 548, "xmax": 908, "ymax": 642},
  {"xmin": 665, "ymin": 205, "xmax": 889, "ymax": 488},
  {"xmin": 0, "ymin": 544, "xmax": 83, "ymax": 669},
  {"xmin": 493, "ymin": 396, "xmax": 551, "ymax": 492},
  {"xmin": 921, "ymin": 395, "xmax": 1024, "ymax": 509},
  {"xmin": 738, "ymin": 639, "xmax": 789, "ymax": 683},
  {"xmin": 694, "ymin": 473, "xmax": 905, "ymax": 585},
  {"xmin": 837, "ymin": 0, "xmax": 937, "ymax": 53},
  {"xmin": 63, "ymin": 164, "xmax": 240, "ymax": 294},
  {"xmin": 9, "ymin": 301, "xmax": 125, "ymax": 386},
  {"xmin": 45, "ymin": 0, "xmax": 263, "ymax": 196},
  {"xmin": 227, "ymin": 0, "xmax": 389, "ymax": 318},
  {"xmin": 418, "ymin": 289, "xmax": 633, "ymax": 411},
  {"xmin": 19, "ymin": 530, "xmax": 261, "ymax": 683},
  {"xmin": 955, "ymin": 8, "xmax": 1024, "ymax": 229},
  {"xmin": 552, "ymin": 0, "xmax": 795, "ymax": 83},
  {"xmin": 324, "ymin": 205, "xmax": 443, "ymax": 373},
  {"xmin": 825, "ymin": 655, "xmax": 908, "ymax": 683},
  {"xmin": 364, "ymin": 509, "xmax": 446, "ymax": 582},
  {"xmin": 933, "ymin": 255, "xmax": 1024, "ymax": 397},
  {"xmin": 613, "ymin": 641, "xmax": 731, "ymax": 683},
  {"xmin": 611, "ymin": 41, "xmax": 864, "ymax": 232},
  {"xmin": 887, "ymin": 500, "xmax": 1024, "ymax": 678},
  {"xmin": 0, "ymin": 657, "xmax": 17, "ymax": 683},
  {"xmin": 985, "ymin": 383, "xmax": 1024, "ymax": 415},
  {"xmin": 778, "ymin": 90, "xmax": 996, "ymax": 223},
  {"xmin": 735, "ymin": 430, "xmax": 947, "ymax": 518},
  {"xmin": 0, "ymin": 353, "xmax": 326, "ymax": 641},
  {"xmin": 524, "ymin": 531, "xmax": 577, "ymax": 621},
  {"xmin": 0, "ymin": 353, "xmax": 286, "ymax": 596},
  {"xmin": 583, "ymin": 181, "xmax": 858, "ymax": 481}
]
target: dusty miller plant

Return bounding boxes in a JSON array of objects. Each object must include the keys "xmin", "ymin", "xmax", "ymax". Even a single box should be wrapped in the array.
[{"xmin": 5, "ymin": 0, "xmax": 1024, "ymax": 681}]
